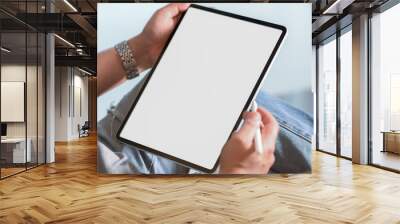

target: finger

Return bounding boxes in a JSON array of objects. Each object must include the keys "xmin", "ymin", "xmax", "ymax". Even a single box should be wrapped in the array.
[
  {"xmin": 257, "ymin": 107, "xmax": 275, "ymax": 125},
  {"xmin": 265, "ymin": 154, "xmax": 275, "ymax": 169},
  {"xmin": 177, "ymin": 3, "xmax": 191, "ymax": 11},
  {"xmin": 235, "ymin": 112, "xmax": 261, "ymax": 145},
  {"xmin": 160, "ymin": 3, "xmax": 190, "ymax": 18},
  {"xmin": 258, "ymin": 107, "xmax": 279, "ymax": 151},
  {"xmin": 263, "ymin": 146, "xmax": 275, "ymax": 162}
]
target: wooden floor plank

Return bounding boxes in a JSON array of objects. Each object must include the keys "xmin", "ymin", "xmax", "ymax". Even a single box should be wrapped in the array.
[{"xmin": 0, "ymin": 135, "xmax": 399, "ymax": 223}]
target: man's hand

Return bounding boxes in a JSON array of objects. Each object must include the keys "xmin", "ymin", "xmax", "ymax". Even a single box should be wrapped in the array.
[
  {"xmin": 219, "ymin": 107, "xmax": 279, "ymax": 174},
  {"xmin": 128, "ymin": 3, "xmax": 190, "ymax": 71}
]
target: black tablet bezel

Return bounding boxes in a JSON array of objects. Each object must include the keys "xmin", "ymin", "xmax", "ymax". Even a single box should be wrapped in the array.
[{"xmin": 116, "ymin": 4, "xmax": 287, "ymax": 173}]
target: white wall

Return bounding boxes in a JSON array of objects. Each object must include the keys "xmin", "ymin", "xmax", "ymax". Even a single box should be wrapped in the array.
[
  {"xmin": 72, "ymin": 73, "xmax": 89, "ymax": 138},
  {"xmin": 1, "ymin": 65, "xmax": 26, "ymax": 139},
  {"xmin": 1, "ymin": 65, "xmax": 38, "ymax": 138},
  {"xmin": 1, "ymin": 63, "xmax": 46, "ymax": 164},
  {"xmin": 55, "ymin": 67, "xmax": 69, "ymax": 141},
  {"xmin": 54, "ymin": 67, "xmax": 89, "ymax": 141}
]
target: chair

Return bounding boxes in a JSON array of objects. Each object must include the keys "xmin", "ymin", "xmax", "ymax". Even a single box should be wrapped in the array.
[{"xmin": 78, "ymin": 121, "xmax": 90, "ymax": 138}]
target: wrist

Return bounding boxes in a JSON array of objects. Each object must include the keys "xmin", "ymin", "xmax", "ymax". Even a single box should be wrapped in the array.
[{"xmin": 127, "ymin": 34, "xmax": 153, "ymax": 72}]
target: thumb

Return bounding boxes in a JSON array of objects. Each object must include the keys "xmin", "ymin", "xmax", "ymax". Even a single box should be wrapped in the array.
[
  {"xmin": 235, "ymin": 112, "xmax": 261, "ymax": 145},
  {"xmin": 160, "ymin": 3, "xmax": 190, "ymax": 18}
]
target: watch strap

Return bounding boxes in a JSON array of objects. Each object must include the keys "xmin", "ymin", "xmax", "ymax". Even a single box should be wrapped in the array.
[{"xmin": 114, "ymin": 40, "xmax": 139, "ymax": 79}]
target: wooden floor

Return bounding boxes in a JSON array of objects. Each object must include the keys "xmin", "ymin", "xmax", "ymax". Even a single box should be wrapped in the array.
[
  {"xmin": 0, "ymin": 135, "xmax": 400, "ymax": 224},
  {"xmin": 0, "ymin": 167, "xmax": 26, "ymax": 178},
  {"xmin": 1, "ymin": 163, "xmax": 45, "ymax": 178}
]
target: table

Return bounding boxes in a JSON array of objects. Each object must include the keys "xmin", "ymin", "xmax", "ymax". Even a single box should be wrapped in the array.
[{"xmin": 1, "ymin": 138, "xmax": 32, "ymax": 164}]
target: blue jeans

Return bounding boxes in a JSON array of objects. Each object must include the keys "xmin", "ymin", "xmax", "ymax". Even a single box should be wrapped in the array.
[{"xmin": 97, "ymin": 75, "xmax": 313, "ymax": 174}]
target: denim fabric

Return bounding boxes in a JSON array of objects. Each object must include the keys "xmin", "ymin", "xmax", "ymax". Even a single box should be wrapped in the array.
[
  {"xmin": 256, "ymin": 92, "xmax": 312, "ymax": 173},
  {"xmin": 97, "ymin": 74, "xmax": 313, "ymax": 174}
]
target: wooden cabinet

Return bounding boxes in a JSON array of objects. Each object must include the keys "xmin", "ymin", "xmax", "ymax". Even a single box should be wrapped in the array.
[{"xmin": 382, "ymin": 132, "xmax": 400, "ymax": 154}]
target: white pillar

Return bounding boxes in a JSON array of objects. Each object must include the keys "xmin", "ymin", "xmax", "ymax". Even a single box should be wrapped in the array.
[
  {"xmin": 46, "ymin": 32, "xmax": 55, "ymax": 163},
  {"xmin": 352, "ymin": 14, "xmax": 369, "ymax": 164}
]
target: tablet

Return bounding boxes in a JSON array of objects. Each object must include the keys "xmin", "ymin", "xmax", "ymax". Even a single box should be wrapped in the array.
[{"xmin": 117, "ymin": 4, "xmax": 286, "ymax": 173}]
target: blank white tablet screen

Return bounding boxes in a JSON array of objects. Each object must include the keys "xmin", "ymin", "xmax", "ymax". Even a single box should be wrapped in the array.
[{"xmin": 119, "ymin": 6, "xmax": 283, "ymax": 171}]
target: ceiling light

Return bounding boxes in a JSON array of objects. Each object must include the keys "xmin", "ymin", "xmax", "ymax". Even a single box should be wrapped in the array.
[
  {"xmin": 54, "ymin": 34, "xmax": 75, "ymax": 48},
  {"xmin": 76, "ymin": 48, "xmax": 85, "ymax": 55},
  {"xmin": 63, "ymin": 0, "xmax": 78, "ymax": 12},
  {"xmin": 322, "ymin": 0, "xmax": 354, "ymax": 15},
  {"xmin": 78, "ymin": 67, "xmax": 93, "ymax": 76},
  {"xmin": 1, "ymin": 47, "xmax": 11, "ymax": 53}
]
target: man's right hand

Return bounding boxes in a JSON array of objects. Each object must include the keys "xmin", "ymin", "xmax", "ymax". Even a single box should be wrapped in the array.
[{"xmin": 219, "ymin": 107, "xmax": 279, "ymax": 174}]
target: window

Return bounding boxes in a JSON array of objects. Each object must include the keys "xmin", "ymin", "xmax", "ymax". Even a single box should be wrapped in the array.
[
  {"xmin": 390, "ymin": 74, "xmax": 400, "ymax": 130},
  {"xmin": 317, "ymin": 27, "xmax": 353, "ymax": 159},
  {"xmin": 317, "ymin": 37, "xmax": 337, "ymax": 154},
  {"xmin": 370, "ymin": 3, "xmax": 400, "ymax": 171},
  {"xmin": 339, "ymin": 29, "xmax": 352, "ymax": 158}
]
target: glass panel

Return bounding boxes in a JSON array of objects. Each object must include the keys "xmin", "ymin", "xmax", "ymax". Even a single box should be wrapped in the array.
[
  {"xmin": 391, "ymin": 75, "xmax": 400, "ymax": 130},
  {"xmin": 318, "ymin": 37, "xmax": 337, "ymax": 154},
  {"xmin": 371, "ymin": 4, "xmax": 400, "ymax": 171},
  {"xmin": 26, "ymin": 0, "xmax": 39, "ymax": 169},
  {"xmin": 0, "ymin": 1, "xmax": 46, "ymax": 178},
  {"xmin": 27, "ymin": 31, "xmax": 38, "ymax": 169},
  {"xmin": 1, "ymin": 30, "xmax": 27, "ymax": 177},
  {"xmin": 36, "ymin": 0, "xmax": 46, "ymax": 167},
  {"xmin": 340, "ymin": 29, "xmax": 352, "ymax": 158},
  {"xmin": 38, "ymin": 32, "xmax": 45, "ymax": 165},
  {"xmin": 0, "ymin": 1, "xmax": 27, "ymax": 33}
]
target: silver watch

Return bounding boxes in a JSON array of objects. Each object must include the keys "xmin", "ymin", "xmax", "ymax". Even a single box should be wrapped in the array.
[{"xmin": 114, "ymin": 40, "xmax": 139, "ymax": 79}]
